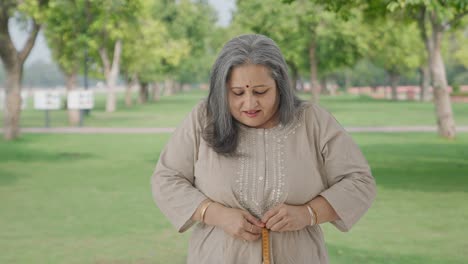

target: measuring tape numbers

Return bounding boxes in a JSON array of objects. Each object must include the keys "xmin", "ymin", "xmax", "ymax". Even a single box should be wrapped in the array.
[{"xmin": 262, "ymin": 227, "xmax": 270, "ymax": 264}]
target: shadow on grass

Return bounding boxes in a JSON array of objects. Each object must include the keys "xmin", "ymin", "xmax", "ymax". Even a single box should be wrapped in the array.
[
  {"xmin": 362, "ymin": 141, "xmax": 468, "ymax": 193},
  {"xmin": 0, "ymin": 145, "xmax": 95, "ymax": 163},
  {"xmin": 0, "ymin": 168, "xmax": 21, "ymax": 186},
  {"xmin": 93, "ymin": 258, "xmax": 184, "ymax": 264},
  {"xmin": 326, "ymin": 243, "xmax": 461, "ymax": 264},
  {"xmin": 0, "ymin": 138, "xmax": 95, "ymax": 185}
]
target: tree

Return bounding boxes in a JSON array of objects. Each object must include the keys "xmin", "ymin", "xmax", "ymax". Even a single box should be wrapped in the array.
[
  {"xmin": 170, "ymin": 0, "xmax": 219, "ymax": 87},
  {"xmin": 313, "ymin": 9, "xmax": 368, "ymax": 95},
  {"xmin": 0, "ymin": 0, "xmax": 49, "ymax": 140},
  {"xmin": 348, "ymin": 59, "xmax": 387, "ymax": 88},
  {"xmin": 299, "ymin": 0, "xmax": 468, "ymax": 138},
  {"xmin": 366, "ymin": 19, "xmax": 422, "ymax": 100},
  {"xmin": 86, "ymin": 0, "xmax": 141, "ymax": 112},
  {"xmin": 234, "ymin": 0, "xmax": 308, "ymax": 90},
  {"xmin": 438, "ymin": 24, "xmax": 468, "ymax": 96},
  {"xmin": 387, "ymin": 0, "xmax": 468, "ymax": 138},
  {"xmin": 235, "ymin": 0, "xmax": 367, "ymax": 102},
  {"xmin": 452, "ymin": 27, "xmax": 468, "ymax": 69},
  {"xmin": 120, "ymin": 0, "xmax": 190, "ymax": 104},
  {"xmin": 147, "ymin": 0, "xmax": 218, "ymax": 96},
  {"xmin": 44, "ymin": 0, "xmax": 88, "ymax": 126}
]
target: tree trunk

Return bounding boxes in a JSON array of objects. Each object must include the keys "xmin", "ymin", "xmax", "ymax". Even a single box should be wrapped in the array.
[
  {"xmin": 164, "ymin": 79, "xmax": 174, "ymax": 96},
  {"xmin": 329, "ymin": 79, "xmax": 338, "ymax": 96},
  {"xmin": 139, "ymin": 82, "xmax": 149, "ymax": 104},
  {"xmin": 0, "ymin": 15, "xmax": 40, "ymax": 140},
  {"xmin": 389, "ymin": 71, "xmax": 400, "ymax": 101},
  {"xmin": 174, "ymin": 82, "xmax": 181, "ymax": 93},
  {"xmin": 430, "ymin": 28, "xmax": 456, "ymax": 139},
  {"xmin": 152, "ymin": 82, "xmax": 160, "ymax": 102},
  {"xmin": 125, "ymin": 85, "xmax": 133, "ymax": 107},
  {"xmin": 124, "ymin": 74, "xmax": 135, "ymax": 107},
  {"xmin": 105, "ymin": 76, "xmax": 117, "ymax": 112},
  {"xmin": 309, "ymin": 39, "xmax": 320, "ymax": 103},
  {"xmin": 65, "ymin": 72, "xmax": 80, "ymax": 126},
  {"xmin": 182, "ymin": 83, "xmax": 191, "ymax": 92},
  {"xmin": 320, "ymin": 77, "xmax": 327, "ymax": 95},
  {"xmin": 99, "ymin": 39, "xmax": 122, "ymax": 113},
  {"xmin": 384, "ymin": 86, "xmax": 390, "ymax": 99},
  {"xmin": 289, "ymin": 62, "xmax": 298, "ymax": 91},
  {"xmin": 344, "ymin": 70, "xmax": 351, "ymax": 92},
  {"xmin": 3, "ymin": 66, "xmax": 22, "ymax": 139},
  {"xmin": 419, "ymin": 65, "xmax": 430, "ymax": 101},
  {"xmin": 418, "ymin": 8, "xmax": 455, "ymax": 138}
]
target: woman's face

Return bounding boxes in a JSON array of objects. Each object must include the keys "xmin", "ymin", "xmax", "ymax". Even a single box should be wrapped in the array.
[{"xmin": 227, "ymin": 64, "xmax": 279, "ymax": 129}]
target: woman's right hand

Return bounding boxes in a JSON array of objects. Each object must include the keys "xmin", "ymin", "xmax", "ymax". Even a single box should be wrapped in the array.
[{"xmin": 205, "ymin": 203, "xmax": 264, "ymax": 241}]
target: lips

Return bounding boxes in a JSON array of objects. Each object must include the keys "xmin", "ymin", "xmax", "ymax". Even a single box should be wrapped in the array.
[{"xmin": 243, "ymin": 110, "xmax": 260, "ymax": 118}]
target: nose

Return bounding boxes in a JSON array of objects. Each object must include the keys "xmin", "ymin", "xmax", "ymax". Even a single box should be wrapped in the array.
[{"xmin": 245, "ymin": 93, "xmax": 258, "ymax": 109}]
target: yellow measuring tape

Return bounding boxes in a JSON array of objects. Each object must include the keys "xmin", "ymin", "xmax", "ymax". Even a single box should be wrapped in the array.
[{"xmin": 262, "ymin": 228, "xmax": 270, "ymax": 264}]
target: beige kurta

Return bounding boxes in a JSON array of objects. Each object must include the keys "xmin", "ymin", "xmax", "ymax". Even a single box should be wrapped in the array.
[{"xmin": 151, "ymin": 100, "xmax": 376, "ymax": 264}]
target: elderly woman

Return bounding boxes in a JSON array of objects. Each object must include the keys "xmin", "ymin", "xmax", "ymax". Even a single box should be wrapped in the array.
[{"xmin": 151, "ymin": 34, "xmax": 376, "ymax": 264}]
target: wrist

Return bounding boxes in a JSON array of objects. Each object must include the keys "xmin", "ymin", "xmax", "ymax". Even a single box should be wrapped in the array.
[
  {"xmin": 203, "ymin": 202, "xmax": 226, "ymax": 227},
  {"xmin": 305, "ymin": 204, "xmax": 318, "ymax": 226}
]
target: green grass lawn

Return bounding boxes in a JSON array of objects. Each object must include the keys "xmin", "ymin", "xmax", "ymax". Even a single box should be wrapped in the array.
[
  {"xmin": 1, "ymin": 133, "xmax": 467, "ymax": 263},
  {"xmin": 317, "ymin": 95, "xmax": 468, "ymax": 127},
  {"xmin": 3, "ymin": 89, "xmax": 468, "ymax": 128}
]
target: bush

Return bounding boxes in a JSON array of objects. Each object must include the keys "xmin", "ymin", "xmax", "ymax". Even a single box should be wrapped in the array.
[{"xmin": 450, "ymin": 91, "xmax": 468, "ymax": 97}]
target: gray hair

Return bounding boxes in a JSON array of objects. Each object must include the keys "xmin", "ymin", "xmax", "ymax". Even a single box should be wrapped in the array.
[{"xmin": 203, "ymin": 34, "xmax": 303, "ymax": 155}]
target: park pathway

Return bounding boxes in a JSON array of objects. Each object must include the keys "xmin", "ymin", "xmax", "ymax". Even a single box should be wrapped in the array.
[{"xmin": 2, "ymin": 126, "xmax": 468, "ymax": 134}]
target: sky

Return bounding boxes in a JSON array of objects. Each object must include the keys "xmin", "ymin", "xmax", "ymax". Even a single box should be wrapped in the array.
[
  {"xmin": 209, "ymin": 0, "xmax": 236, "ymax": 27},
  {"xmin": 9, "ymin": 0, "xmax": 235, "ymax": 66}
]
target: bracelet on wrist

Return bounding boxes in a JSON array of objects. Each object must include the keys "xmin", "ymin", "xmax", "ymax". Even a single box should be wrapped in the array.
[
  {"xmin": 200, "ymin": 201, "xmax": 214, "ymax": 223},
  {"xmin": 305, "ymin": 204, "xmax": 318, "ymax": 226}
]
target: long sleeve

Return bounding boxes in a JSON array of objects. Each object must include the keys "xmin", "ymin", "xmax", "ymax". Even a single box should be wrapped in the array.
[
  {"xmin": 150, "ymin": 102, "xmax": 208, "ymax": 233},
  {"xmin": 312, "ymin": 105, "xmax": 377, "ymax": 232}
]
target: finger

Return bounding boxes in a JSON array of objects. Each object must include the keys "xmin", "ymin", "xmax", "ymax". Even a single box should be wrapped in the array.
[
  {"xmin": 241, "ymin": 230, "xmax": 261, "ymax": 241},
  {"xmin": 270, "ymin": 219, "xmax": 288, "ymax": 232},
  {"xmin": 261, "ymin": 206, "xmax": 280, "ymax": 223},
  {"xmin": 265, "ymin": 212, "xmax": 284, "ymax": 229},
  {"xmin": 243, "ymin": 212, "xmax": 264, "ymax": 227},
  {"xmin": 243, "ymin": 221, "xmax": 262, "ymax": 235}
]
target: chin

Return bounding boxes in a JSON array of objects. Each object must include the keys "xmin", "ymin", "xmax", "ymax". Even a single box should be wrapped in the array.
[{"xmin": 242, "ymin": 120, "xmax": 264, "ymax": 128}]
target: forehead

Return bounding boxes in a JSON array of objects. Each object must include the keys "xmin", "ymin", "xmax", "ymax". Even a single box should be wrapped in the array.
[{"xmin": 228, "ymin": 64, "xmax": 275, "ymax": 87}]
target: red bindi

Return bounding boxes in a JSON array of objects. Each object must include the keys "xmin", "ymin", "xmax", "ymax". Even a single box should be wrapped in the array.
[{"xmin": 246, "ymin": 85, "xmax": 249, "ymax": 88}]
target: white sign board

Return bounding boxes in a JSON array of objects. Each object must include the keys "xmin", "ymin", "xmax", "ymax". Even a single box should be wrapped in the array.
[
  {"xmin": 68, "ymin": 90, "xmax": 94, "ymax": 110},
  {"xmin": 0, "ymin": 90, "xmax": 28, "ymax": 110},
  {"xmin": 34, "ymin": 91, "xmax": 62, "ymax": 110},
  {"xmin": 21, "ymin": 91, "xmax": 28, "ymax": 109}
]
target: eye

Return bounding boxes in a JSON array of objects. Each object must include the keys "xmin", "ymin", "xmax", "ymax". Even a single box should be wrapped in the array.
[
  {"xmin": 255, "ymin": 90, "xmax": 267, "ymax": 95},
  {"xmin": 233, "ymin": 92, "xmax": 244, "ymax": 96}
]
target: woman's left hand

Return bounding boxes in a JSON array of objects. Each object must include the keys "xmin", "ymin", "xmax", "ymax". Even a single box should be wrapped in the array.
[{"xmin": 261, "ymin": 203, "xmax": 310, "ymax": 232}]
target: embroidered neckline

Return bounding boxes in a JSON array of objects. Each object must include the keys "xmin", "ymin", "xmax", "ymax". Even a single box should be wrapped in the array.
[{"xmin": 233, "ymin": 106, "xmax": 306, "ymax": 219}]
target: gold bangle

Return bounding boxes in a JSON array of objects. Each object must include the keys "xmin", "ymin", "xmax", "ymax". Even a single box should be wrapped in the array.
[
  {"xmin": 200, "ymin": 201, "xmax": 213, "ymax": 223},
  {"xmin": 311, "ymin": 205, "xmax": 318, "ymax": 225},
  {"xmin": 305, "ymin": 204, "xmax": 318, "ymax": 226}
]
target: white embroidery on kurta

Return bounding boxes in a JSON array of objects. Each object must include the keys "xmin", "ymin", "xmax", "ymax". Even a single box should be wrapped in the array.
[{"xmin": 234, "ymin": 117, "xmax": 303, "ymax": 219}]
